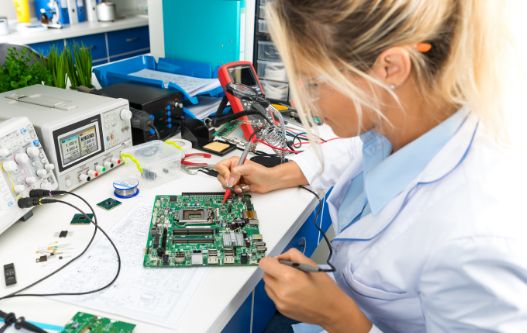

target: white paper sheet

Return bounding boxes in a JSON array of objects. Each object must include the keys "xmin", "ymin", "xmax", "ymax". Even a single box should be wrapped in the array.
[
  {"xmin": 36, "ymin": 196, "xmax": 208, "ymax": 329},
  {"xmin": 129, "ymin": 69, "xmax": 221, "ymax": 96},
  {"xmin": 185, "ymin": 95, "xmax": 223, "ymax": 119}
]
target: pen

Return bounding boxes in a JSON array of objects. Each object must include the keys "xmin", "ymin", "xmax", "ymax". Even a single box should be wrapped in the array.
[
  {"xmin": 222, "ymin": 141, "xmax": 253, "ymax": 204},
  {"xmin": 279, "ymin": 259, "xmax": 322, "ymax": 273}
]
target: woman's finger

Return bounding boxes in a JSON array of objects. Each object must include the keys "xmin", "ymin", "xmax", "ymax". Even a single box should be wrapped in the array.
[
  {"xmin": 259, "ymin": 256, "xmax": 296, "ymax": 279},
  {"xmin": 276, "ymin": 248, "xmax": 317, "ymax": 266}
]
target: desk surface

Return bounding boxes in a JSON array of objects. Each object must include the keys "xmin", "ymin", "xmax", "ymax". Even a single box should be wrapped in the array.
[{"xmin": 0, "ymin": 151, "xmax": 317, "ymax": 333}]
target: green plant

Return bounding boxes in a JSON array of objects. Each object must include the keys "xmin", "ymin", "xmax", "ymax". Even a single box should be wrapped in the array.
[
  {"xmin": 46, "ymin": 46, "xmax": 68, "ymax": 88},
  {"xmin": 65, "ymin": 46, "xmax": 80, "ymax": 89},
  {"xmin": 73, "ymin": 45, "xmax": 93, "ymax": 88},
  {"xmin": 63, "ymin": 44, "xmax": 93, "ymax": 89},
  {"xmin": 0, "ymin": 48, "xmax": 52, "ymax": 93}
]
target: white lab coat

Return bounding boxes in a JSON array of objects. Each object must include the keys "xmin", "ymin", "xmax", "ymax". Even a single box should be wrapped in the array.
[{"xmin": 290, "ymin": 114, "xmax": 527, "ymax": 332}]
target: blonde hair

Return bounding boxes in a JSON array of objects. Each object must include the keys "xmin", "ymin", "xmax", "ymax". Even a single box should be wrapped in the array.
[{"xmin": 267, "ymin": 0, "xmax": 524, "ymax": 142}]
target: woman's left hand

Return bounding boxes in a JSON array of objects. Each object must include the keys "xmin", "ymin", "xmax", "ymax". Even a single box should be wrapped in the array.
[{"xmin": 259, "ymin": 248, "xmax": 372, "ymax": 332}]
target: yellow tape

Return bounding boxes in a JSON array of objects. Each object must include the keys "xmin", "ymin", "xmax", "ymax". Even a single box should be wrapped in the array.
[
  {"xmin": 272, "ymin": 103, "xmax": 289, "ymax": 111},
  {"xmin": 164, "ymin": 140, "xmax": 184, "ymax": 150},
  {"xmin": 120, "ymin": 153, "xmax": 144, "ymax": 174}
]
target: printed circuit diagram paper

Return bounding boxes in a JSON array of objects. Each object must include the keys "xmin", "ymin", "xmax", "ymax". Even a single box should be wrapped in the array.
[{"xmin": 36, "ymin": 195, "xmax": 207, "ymax": 329}]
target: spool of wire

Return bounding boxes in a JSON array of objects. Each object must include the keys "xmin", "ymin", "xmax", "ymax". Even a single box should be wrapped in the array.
[{"xmin": 113, "ymin": 178, "xmax": 140, "ymax": 199}]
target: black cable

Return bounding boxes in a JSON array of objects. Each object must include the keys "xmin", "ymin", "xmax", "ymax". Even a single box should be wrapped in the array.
[
  {"xmin": 0, "ymin": 310, "xmax": 47, "ymax": 333},
  {"xmin": 0, "ymin": 195, "xmax": 121, "ymax": 300},
  {"xmin": 289, "ymin": 132, "xmax": 308, "ymax": 150},
  {"xmin": 299, "ymin": 185, "xmax": 336, "ymax": 272},
  {"xmin": 0, "ymin": 199, "xmax": 98, "ymax": 300},
  {"xmin": 211, "ymin": 110, "xmax": 273, "ymax": 127}
]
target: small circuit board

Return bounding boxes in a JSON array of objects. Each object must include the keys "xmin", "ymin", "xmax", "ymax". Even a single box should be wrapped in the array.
[
  {"xmin": 70, "ymin": 213, "xmax": 94, "ymax": 224},
  {"xmin": 144, "ymin": 192, "xmax": 266, "ymax": 267},
  {"xmin": 97, "ymin": 198, "xmax": 122, "ymax": 210},
  {"xmin": 61, "ymin": 312, "xmax": 135, "ymax": 333}
]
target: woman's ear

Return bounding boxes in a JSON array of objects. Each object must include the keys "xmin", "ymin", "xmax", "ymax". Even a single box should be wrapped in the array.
[{"xmin": 371, "ymin": 47, "xmax": 412, "ymax": 88}]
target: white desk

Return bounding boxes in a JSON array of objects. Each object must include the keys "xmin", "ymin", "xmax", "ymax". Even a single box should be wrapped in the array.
[{"xmin": 0, "ymin": 153, "xmax": 318, "ymax": 332}]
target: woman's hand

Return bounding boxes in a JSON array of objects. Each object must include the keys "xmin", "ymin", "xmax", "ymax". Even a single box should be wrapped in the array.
[
  {"xmin": 214, "ymin": 158, "xmax": 308, "ymax": 194},
  {"xmin": 214, "ymin": 156, "xmax": 279, "ymax": 193},
  {"xmin": 259, "ymin": 249, "xmax": 372, "ymax": 333}
]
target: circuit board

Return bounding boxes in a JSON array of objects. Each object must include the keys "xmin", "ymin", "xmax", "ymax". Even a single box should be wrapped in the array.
[
  {"xmin": 213, "ymin": 120, "xmax": 240, "ymax": 138},
  {"xmin": 61, "ymin": 312, "xmax": 135, "ymax": 333},
  {"xmin": 143, "ymin": 192, "xmax": 266, "ymax": 267},
  {"xmin": 70, "ymin": 213, "xmax": 94, "ymax": 224},
  {"xmin": 97, "ymin": 198, "xmax": 122, "ymax": 210}
]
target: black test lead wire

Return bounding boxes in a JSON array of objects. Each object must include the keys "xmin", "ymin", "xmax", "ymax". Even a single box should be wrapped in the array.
[
  {"xmin": 0, "ymin": 192, "xmax": 121, "ymax": 300},
  {"xmin": 298, "ymin": 185, "xmax": 336, "ymax": 273}
]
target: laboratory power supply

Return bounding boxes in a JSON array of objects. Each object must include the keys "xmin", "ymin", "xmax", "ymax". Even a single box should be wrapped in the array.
[
  {"xmin": 0, "ymin": 117, "xmax": 58, "ymax": 235},
  {"xmin": 96, "ymin": 82, "xmax": 184, "ymax": 145},
  {"xmin": 0, "ymin": 85, "xmax": 133, "ymax": 192}
]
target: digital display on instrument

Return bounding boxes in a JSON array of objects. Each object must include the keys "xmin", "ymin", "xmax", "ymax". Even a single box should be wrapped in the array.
[
  {"xmin": 58, "ymin": 123, "xmax": 100, "ymax": 167},
  {"xmin": 228, "ymin": 66, "xmax": 258, "ymax": 87}
]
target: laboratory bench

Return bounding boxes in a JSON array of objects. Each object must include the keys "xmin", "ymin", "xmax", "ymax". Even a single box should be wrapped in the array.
[
  {"xmin": 0, "ymin": 16, "xmax": 150, "ymax": 65},
  {"xmin": 0, "ymin": 146, "xmax": 332, "ymax": 333}
]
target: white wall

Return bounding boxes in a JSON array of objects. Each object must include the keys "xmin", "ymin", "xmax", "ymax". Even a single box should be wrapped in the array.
[
  {"xmin": 146, "ymin": 0, "xmax": 163, "ymax": 58},
  {"xmin": 112, "ymin": 0, "xmax": 148, "ymax": 17},
  {"xmin": 0, "ymin": 1, "xmax": 21, "ymax": 21},
  {"xmin": 242, "ymin": 0, "xmax": 255, "ymax": 61},
  {"xmin": 0, "ymin": 0, "xmax": 147, "ymax": 22}
]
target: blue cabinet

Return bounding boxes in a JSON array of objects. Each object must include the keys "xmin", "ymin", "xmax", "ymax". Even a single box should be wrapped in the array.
[
  {"xmin": 66, "ymin": 33, "xmax": 108, "ymax": 62},
  {"xmin": 223, "ymin": 292, "xmax": 253, "ymax": 333},
  {"xmin": 29, "ymin": 40, "xmax": 65, "ymax": 56},
  {"xmin": 253, "ymin": 280, "xmax": 278, "ymax": 333},
  {"xmin": 28, "ymin": 26, "xmax": 150, "ymax": 64},
  {"xmin": 107, "ymin": 26, "xmax": 150, "ymax": 58}
]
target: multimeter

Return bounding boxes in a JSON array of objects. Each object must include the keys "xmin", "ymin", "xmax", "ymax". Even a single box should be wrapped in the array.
[{"xmin": 217, "ymin": 61, "xmax": 266, "ymax": 140}]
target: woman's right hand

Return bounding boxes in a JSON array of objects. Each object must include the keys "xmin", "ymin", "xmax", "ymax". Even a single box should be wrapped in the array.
[{"xmin": 214, "ymin": 156, "xmax": 279, "ymax": 194}]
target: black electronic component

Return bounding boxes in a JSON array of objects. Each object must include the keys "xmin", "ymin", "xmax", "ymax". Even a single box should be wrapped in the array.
[
  {"xmin": 96, "ymin": 82, "xmax": 184, "ymax": 145},
  {"xmin": 161, "ymin": 228, "xmax": 168, "ymax": 249},
  {"xmin": 59, "ymin": 230, "xmax": 68, "ymax": 238},
  {"xmin": 240, "ymin": 253, "xmax": 249, "ymax": 265},
  {"xmin": 172, "ymin": 228, "xmax": 214, "ymax": 236},
  {"xmin": 4, "ymin": 263, "xmax": 16, "ymax": 286},
  {"xmin": 172, "ymin": 238, "xmax": 215, "ymax": 244},
  {"xmin": 250, "ymin": 154, "xmax": 288, "ymax": 168}
]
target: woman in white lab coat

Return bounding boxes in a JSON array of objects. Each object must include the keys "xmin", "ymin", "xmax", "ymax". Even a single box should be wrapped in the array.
[{"xmin": 215, "ymin": 0, "xmax": 527, "ymax": 332}]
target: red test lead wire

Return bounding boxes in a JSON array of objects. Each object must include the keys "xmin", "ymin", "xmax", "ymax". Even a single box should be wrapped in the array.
[{"xmin": 222, "ymin": 188, "xmax": 232, "ymax": 205}]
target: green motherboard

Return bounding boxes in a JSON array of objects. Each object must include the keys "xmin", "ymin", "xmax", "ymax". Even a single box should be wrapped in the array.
[
  {"xmin": 61, "ymin": 312, "xmax": 135, "ymax": 333},
  {"xmin": 143, "ymin": 192, "xmax": 267, "ymax": 267}
]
